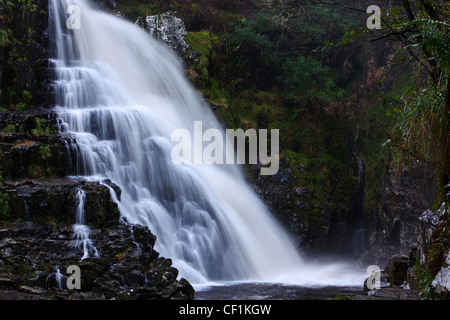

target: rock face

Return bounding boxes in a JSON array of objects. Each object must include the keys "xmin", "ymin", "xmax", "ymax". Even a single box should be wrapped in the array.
[
  {"xmin": 137, "ymin": 11, "xmax": 188, "ymax": 57},
  {"xmin": 0, "ymin": 176, "xmax": 194, "ymax": 300},
  {"xmin": 358, "ymin": 162, "xmax": 436, "ymax": 269},
  {"xmin": 0, "ymin": 178, "xmax": 120, "ymax": 225},
  {"xmin": 383, "ymin": 254, "xmax": 411, "ymax": 286},
  {"xmin": 431, "ymin": 253, "xmax": 450, "ymax": 299},
  {"xmin": 359, "ymin": 202, "xmax": 450, "ymax": 300},
  {"xmin": 416, "ymin": 202, "xmax": 450, "ymax": 299},
  {"xmin": 0, "ymin": 220, "xmax": 194, "ymax": 300}
]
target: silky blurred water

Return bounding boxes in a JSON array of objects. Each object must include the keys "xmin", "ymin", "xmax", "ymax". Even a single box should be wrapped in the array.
[{"xmin": 50, "ymin": 0, "xmax": 368, "ymax": 289}]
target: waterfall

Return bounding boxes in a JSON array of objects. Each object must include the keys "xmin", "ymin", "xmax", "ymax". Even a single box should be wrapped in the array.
[
  {"xmin": 45, "ymin": 266, "xmax": 67, "ymax": 290},
  {"xmin": 47, "ymin": 0, "xmax": 323, "ymax": 285},
  {"xmin": 72, "ymin": 189, "xmax": 99, "ymax": 261}
]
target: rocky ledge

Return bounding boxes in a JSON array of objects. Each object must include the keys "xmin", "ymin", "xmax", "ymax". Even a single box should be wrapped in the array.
[
  {"xmin": 0, "ymin": 219, "xmax": 194, "ymax": 300},
  {"xmin": 0, "ymin": 178, "xmax": 194, "ymax": 300}
]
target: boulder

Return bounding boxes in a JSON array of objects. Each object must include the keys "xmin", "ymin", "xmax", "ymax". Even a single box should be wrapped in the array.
[{"xmin": 138, "ymin": 11, "xmax": 188, "ymax": 57}]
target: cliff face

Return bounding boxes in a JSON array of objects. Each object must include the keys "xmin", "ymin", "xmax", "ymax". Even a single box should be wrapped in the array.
[{"xmin": 359, "ymin": 162, "xmax": 437, "ymax": 268}]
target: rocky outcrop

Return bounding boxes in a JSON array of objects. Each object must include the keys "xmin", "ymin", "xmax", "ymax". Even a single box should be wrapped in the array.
[
  {"xmin": 249, "ymin": 159, "xmax": 309, "ymax": 252},
  {"xmin": 358, "ymin": 161, "xmax": 436, "ymax": 269},
  {"xmin": 0, "ymin": 178, "xmax": 120, "ymax": 225},
  {"xmin": 359, "ymin": 202, "xmax": 450, "ymax": 300},
  {"xmin": 431, "ymin": 251, "xmax": 450, "ymax": 299},
  {"xmin": 0, "ymin": 110, "xmax": 72, "ymax": 179},
  {"xmin": 0, "ymin": 176, "xmax": 193, "ymax": 300},
  {"xmin": 137, "ymin": 11, "xmax": 188, "ymax": 57},
  {"xmin": 416, "ymin": 202, "xmax": 450, "ymax": 299},
  {"xmin": 0, "ymin": 219, "xmax": 194, "ymax": 300}
]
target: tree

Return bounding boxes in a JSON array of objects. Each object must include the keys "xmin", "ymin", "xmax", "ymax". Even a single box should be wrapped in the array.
[
  {"xmin": 223, "ymin": 3, "xmax": 354, "ymax": 102},
  {"xmin": 285, "ymin": 0, "xmax": 449, "ymax": 195}
]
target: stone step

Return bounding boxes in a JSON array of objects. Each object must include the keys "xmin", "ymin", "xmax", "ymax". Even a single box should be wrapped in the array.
[
  {"xmin": 0, "ymin": 131, "xmax": 71, "ymax": 179},
  {"xmin": 0, "ymin": 111, "xmax": 59, "ymax": 135},
  {"xmin": 0, "ymin": 178, "xmax": 120, "ymax": 228}
]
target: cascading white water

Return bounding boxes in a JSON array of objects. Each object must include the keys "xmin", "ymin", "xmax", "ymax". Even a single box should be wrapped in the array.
[
  {"xmin": 72, "ymin": 189, "xmax": 99, "ymax": 261},
  {"xmin": 45, "ymin": 266, "xmax": 66, "ymax": 290},
  {"xmin": 49, "ymin": 0, "xmax": 364, "ymax": 286}
]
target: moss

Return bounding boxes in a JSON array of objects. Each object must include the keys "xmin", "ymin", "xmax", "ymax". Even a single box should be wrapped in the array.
[
  {"xmin": 31, "ymin": 117, "xmax": 52, "ymax": 136},
  {"xmin": 38, "ymin": 145, "xmax": 52, "ymax": 161},
  {"xmin": 26, "ymin": 145, "xmax": 55, "ymax": 179},
  {"xmin": 116, "ymin": 246, "xmax": 132, "ymax": 262},
  {"xmin": 184, "ymin": 31, "xmax": 219, "ymax": 88},
  {"xmin": 27, "ymin": 162, "xmax": 55, "ymax": 180}
]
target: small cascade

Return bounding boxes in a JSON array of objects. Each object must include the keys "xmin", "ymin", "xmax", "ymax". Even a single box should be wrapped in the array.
[
  {"xmin": 45, "ymin": 266, "xmax": 67, "ymax": 290},
  {"xmin": 23, "ymin": 199, "xmax": 32, "ymax": 222},
  {"xmin": 72, "ymin": 189, "xmax": 99, "ymax": 260}
]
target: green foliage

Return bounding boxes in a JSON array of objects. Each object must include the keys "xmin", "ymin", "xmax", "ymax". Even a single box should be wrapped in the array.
[
  {"xmin": 185, "ymin": 31, "xmax": 219, "ymax": 87},
  {"xmin": 26, "ymin": 145, "xmax": 55, "ymax": 179},
  {"xmin": 223, "ymin": 13, "xmax": 281, "ymax": 90},
  {"xmin": 399, "ymin": 19, "xmax": 450, "ymax": 71},
  {"xmin": 0, "ymin": 28, "xmax": 11, "ymax": 47},
  {"xmin": 398, "ymin": 74, "xmax": 448, "ymax": 188},
  {"xmin": 225, "ymin": 13, "xmax": 280, "ymax": 58},
  {"xmin": 322, "ymin": 1, "xmax": 450, "ymax": 193},
  {"xmin": 17, "ymin": 0, "xmax": 37, "ymax": 12},
  {"xmin": 278, "ymin": 56, "xmax": 344, "ymax": 102},
  {"xmin": 117, "ymin": 0, "xmax": 251, "ymax": 31},
  {"xmin": 31, "ymin": 117, "xmax": 51, "ymax": 135},
  {"xmin": 221, "ymin": 3, "xmax": 358, "ymax": 104},
  {"xmin": 38, "ymin": 145, "xmax": 52, "ymax": 161},
  {"xmin": 412, "ymin": 263, "xmax": 433, "ymax": 299}
]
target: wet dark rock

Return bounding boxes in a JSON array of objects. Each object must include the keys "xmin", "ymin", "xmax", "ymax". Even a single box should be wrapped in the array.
[
  {"xmin": 345, "ymin": 287, "xmax": 422, "ymax": 300},
  {"xmin": 384, "ymin": 254, "xmax": 410, "ymax": 286},
  {"xmin": 0, "ymin": 219, "xmax": 194, "ymax": 300},
  {"xmin": 358, "ymin": 162, "xmax": 436, "ymax": 269},
  {"xmin": 0, "ymin": 178, "xmax": 120, "ymax": 227}
]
